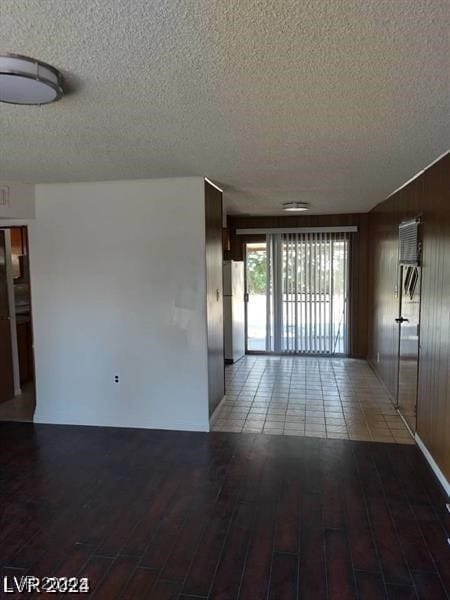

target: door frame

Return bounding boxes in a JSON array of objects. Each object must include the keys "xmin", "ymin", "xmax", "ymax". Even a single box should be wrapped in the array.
[
  {"xmin": 244, "ymin": 234, "xmax": 351, "ymax": 357},
  {"xmin": 244, "ymin": 239, "xmax": 269, "ymax": 355},
  {"xmin": 395, "ymin": 264, "xmax": 422, "ymax": 420},
  {"xmin": 0, "ymin": 228, "xmax": 21, "ymax": 395},
  {"xmin": 395, "ymin": 218, "xmax": 422, "ymax": 431},
  {"xmin": 0, "ymin": 225, "xmax": 35, "ymax": 403},
  {"xmin": 244, "ymin": 242, "xmax": 249, "ymax": 354}
]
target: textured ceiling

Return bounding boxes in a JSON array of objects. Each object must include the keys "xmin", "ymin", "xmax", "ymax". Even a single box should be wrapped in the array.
[{"xmin": 0, "ymin": 0, "xmax": 448, "ymax": 215}]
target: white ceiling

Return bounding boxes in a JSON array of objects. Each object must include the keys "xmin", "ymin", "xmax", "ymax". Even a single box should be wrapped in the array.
[{"xmin": 0, "ymin": 0, "xmax": 448, "ymax": 215}]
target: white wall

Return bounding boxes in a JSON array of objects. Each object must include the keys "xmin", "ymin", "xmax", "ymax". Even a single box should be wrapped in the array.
[
  {"xmin": 30, "ymin": 178, "xmax": 210, "ymax": 431},
  {"xmin": 0, "ymin": 182, "xmax": 35, "ymax": 219}
]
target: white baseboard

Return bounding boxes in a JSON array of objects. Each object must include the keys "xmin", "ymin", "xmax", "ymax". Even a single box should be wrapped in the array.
[
  {"xmin": 33, "ymin": 415, "xmax": 210, "ymax": 432},
  {"xmin": 367, "ymin": 359, "xmax": 396, "ymax": 404},
  {"xmin": 209, "ymin": 395, "xmax": 226, "ymax": 428},
  {"xmin": 368, "ymin": 360, "xmax": 449, "ymax": 498},
  {"xmin": 396, "ymin": 410, "xmax": 415, "ymax": 439},
  {"xmin": 415, "ymin": 433, "xmax": 450, "ymax": 498}
]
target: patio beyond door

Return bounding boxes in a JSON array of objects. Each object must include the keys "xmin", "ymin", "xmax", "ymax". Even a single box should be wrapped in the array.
[{"xmin": 246, "ymin": 231, "xmax": 349, "ymax": 355}]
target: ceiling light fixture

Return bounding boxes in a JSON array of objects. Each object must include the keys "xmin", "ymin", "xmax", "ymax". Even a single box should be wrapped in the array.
[
  {"xmin": 282, "ymin": 201, "xmax": 310, "ymax": 212},
  {"xmin": 0, "ymin": 53, "xmax": 63, "ymax": 105}
]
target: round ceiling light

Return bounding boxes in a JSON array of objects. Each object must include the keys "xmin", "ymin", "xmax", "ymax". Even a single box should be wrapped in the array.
[
  {"xmin": 282, "ymin": 202, "xmax": 310, "ymax": 212},
  {"xmin": 0, "ymin": 53, "xmax": 63, "ymax": 105}
]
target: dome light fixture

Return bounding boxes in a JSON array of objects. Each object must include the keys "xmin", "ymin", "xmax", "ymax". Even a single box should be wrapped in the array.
[
  {"xmin": 282, "ymin": 201, "xmax": 310, "ymax": 212},
  {"xmin": 0, "ymin": 53, "xmax": 63, "ymax": 105}
]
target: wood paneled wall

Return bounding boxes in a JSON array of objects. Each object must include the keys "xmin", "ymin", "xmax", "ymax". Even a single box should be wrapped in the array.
[
  {"xmin": 368, "ymin": 153, "xmax": 450, "ymax": 482},
  {"xmin": 205, "ymin": 182, "xmax": 225, "ymax": 417},
  {"xmin": 227, "ymin": 213, "xmax": 370, "ymax": 358}
]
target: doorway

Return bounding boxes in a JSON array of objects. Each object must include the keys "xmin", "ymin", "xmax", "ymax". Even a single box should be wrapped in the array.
[
  {"xmin": 395, "ymin": 219, "xmax": 422, "ymax": 433},
  {"xmin": 245, "ymin": 242, "xmax": 268, "ymax": 351},
  {"xmin": 245, "ymin": 231, "xmax": 350, "ymax": 356},
  {"xmin": 395, "ymin": 218, "xmax": 422, "ymax": 433},
  {"xmin": 0, "ymin": 226, "xmax": 35, "ymax": 421},
  {"xmin": 396, "ymin": 266, "xmax": 421, "ymax": 432}
]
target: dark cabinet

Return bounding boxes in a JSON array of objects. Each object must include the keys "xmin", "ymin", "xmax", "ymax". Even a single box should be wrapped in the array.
[{"xmin": 205, "ymin": 181, "xmax": 225, "ymax": 417}]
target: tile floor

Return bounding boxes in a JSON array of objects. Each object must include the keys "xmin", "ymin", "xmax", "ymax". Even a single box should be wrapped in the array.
[
  {"xmin": 0, "ymin": 382, "xmax": 35, "ymax": 422},
  {"xmin": 212, "ymin": 356, "xmax": 414, "ymax": 444}
]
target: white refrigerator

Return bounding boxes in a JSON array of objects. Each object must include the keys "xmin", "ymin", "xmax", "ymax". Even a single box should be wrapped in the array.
[{"xmin": 223, "ymin": 260, "xmax": 246, "ymax": 363}]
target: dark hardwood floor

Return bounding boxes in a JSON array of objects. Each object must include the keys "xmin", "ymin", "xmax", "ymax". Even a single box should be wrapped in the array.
[{"xmin": 0, "ymin": 423, "xmax": 448, "ymax": 599}]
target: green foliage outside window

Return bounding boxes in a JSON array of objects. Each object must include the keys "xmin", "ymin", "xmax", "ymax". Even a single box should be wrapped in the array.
[
  {"xmin": 247, "ymin": 251, "xmax": 267, "ymax": 294},
  {"xmin": 246, "ymin": 242, "xmax": 346, "ymax": 296}
]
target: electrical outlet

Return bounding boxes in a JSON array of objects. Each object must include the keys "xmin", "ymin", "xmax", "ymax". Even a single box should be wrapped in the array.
[{"xmin": 114, "ymin": 375, "xmax": 120, "ymax": 384}]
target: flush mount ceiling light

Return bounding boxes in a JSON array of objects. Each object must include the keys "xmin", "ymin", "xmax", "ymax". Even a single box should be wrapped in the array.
[
  {"xmin": 0, "ymin": 53, "xmax": 63, "ymax": 105},
  {"xmin": 282, "ymin": 202, "xmax": 310, "ymax": 212}
]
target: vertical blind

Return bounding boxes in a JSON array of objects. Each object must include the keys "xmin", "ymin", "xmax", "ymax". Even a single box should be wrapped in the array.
[
  {"xmin": 399, "ymin": 219, "xmax": 420, "ymax": 265},
  {"xmin": 265, "ymin": 231, "xmax": 349, "ymax": 355}
]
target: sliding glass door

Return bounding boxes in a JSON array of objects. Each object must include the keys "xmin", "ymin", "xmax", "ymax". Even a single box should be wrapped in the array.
[
  {"xmin": 245, "ymin": 231, "xmax": 350, "ymax": 356},
  {"xmin": 245, "ymin": 242, "xmax": 269, "ymax": 351}
]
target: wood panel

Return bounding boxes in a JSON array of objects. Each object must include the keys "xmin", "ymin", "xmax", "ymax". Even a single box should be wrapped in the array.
[
  {"xmin": 10, "ymin": 227, "xmax": 24, "ymax": 255},
  {"xmin": 227, "ymin": 213, "xmax": 369, "ymax": 358},
  {"xmin": 368, "ymin": 152, "xmax": 450, "ymax": 482},
  {"xmin": 205, "ymin": 182, "xmax": 225, "ymax": 417},
  {"xmin": 0, "ymin": 422, "xmax": 448, "ymax": 597},
  {"xmin": 17, "ymin": 321, "xmax": 34, "ymax": 384}
]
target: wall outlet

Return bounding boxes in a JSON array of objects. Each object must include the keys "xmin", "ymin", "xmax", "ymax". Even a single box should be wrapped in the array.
[{"xmin": 114, "ymin": 375, "xmax": 120, "ymax": 384}]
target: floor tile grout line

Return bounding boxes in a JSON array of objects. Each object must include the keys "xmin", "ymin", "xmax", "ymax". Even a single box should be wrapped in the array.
[{"xmin": 216, "ymin": 357, "xmax": 412, "ymax": 443}]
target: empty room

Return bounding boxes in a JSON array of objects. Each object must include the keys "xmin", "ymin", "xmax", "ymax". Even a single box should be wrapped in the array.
[{"xmin": 0, "ymin": 1, "xmax": 449, "ymax": 599}]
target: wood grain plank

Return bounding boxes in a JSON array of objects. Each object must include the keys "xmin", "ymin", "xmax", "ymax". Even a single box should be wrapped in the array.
[
  {"xmin": 368, "ymin": 153, "xmax": 450, "ymax": 481},
  {"xmin": 0, "ymin": 423, "xmax": 448, "ymax": 599}
]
